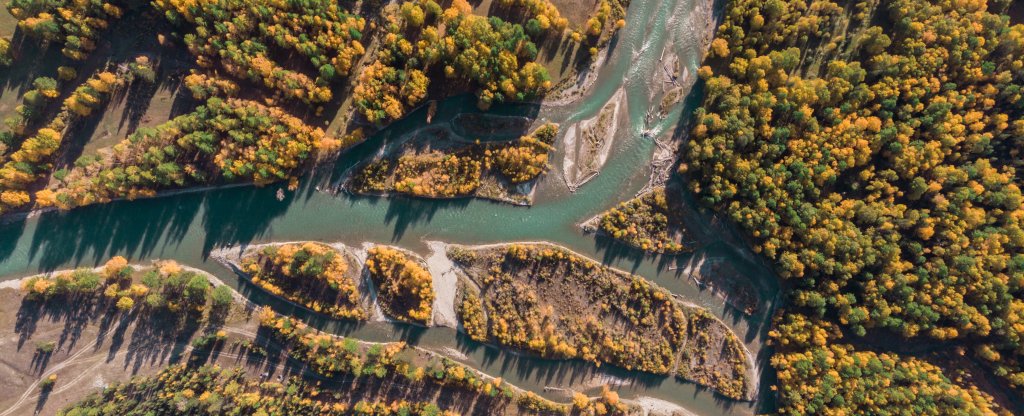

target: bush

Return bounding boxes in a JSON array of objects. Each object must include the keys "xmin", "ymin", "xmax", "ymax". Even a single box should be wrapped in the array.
[
  {"xmin": 36, "ymin": 341, "xmax": 56, "ymax": 354},
  {"xmin": 40, "ymin": 374, "xmax": 57, "ymax": 390},
  {"xmin": 210, "ymin": 285, "xmax": 232, "ymax": 309}
]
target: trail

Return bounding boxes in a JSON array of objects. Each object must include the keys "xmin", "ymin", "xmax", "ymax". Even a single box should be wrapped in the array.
[{"xmin": 0, "ymin": 314, "xmax": 133, "ymax": 416}]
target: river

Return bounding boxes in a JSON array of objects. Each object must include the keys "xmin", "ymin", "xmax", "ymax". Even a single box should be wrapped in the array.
[{"xmin": 0, "ymin": 0, "xmax": 780, "ymax": 413}]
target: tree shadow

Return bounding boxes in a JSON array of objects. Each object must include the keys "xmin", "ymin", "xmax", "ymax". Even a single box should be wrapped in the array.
[
  {"xmin": 25, "ymin": 189, "xmax": 203, "ymax": 272},
  {"xmin": 29, "ymin": 345, "xmax": 54, "ymax": 375},
  {"xmin": 14, "ymin": 294, "xmax": 109, "ymax": 354},
  {"xmin": 0, "ymin": 30, "xmax": 63, "ymax": 103},
  {"xmin": 1011, "ymin": 1, "xmax": 1024, "ymax": 25},
  {"xmin": 0, "ymin": 218, "xmax": 27, "ymax": 266},
  {"xmin": 382, "ymin": 195, "xmax": 473, "ymax": 242},
  {"xmin": 199, "ymin": 185, "xmax": 295, "ymax": 257},
  {"xmin": 34, "ymin": 385, "xmax": 52, "ymax": 414},
  {"xmin": 447, "ymin": 327, "xmax": 669, "ymax": 396}
]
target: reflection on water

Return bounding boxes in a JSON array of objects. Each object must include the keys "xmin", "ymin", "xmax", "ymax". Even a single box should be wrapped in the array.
[{"xmin": 0, "ymin": 0, "xmax": 778, "ymax": 413}]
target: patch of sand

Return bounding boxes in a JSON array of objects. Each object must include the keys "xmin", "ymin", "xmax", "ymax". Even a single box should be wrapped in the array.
[
  {"xmin": 425, "ymin": 241, "xmax": 459, "ymax": 328},
  {"xmin": 543, "ymin": 45, "xmax": 610, "ymax": 108},
  {"xmin": 632, "ymin": 397, "xmax": 699, "ymax": 416},
  {"xmin": 562, "ymin": 87, "xmax": 627, "ymax": 191},
  {"xmin": 438, "ymin": 346, "xmax": 469, "ymax": 361}
]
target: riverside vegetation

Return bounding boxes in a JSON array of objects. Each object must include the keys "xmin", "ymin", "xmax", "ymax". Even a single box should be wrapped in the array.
[
  {"xmin": 253, "ymin": 310, "xmax": 632, "ymax": 415},
  {"xmin": 21, "ymin": 257, "xmax": 231, "ymax": 318},
  {"xmin": 58, "ymin": 364, "xmax": 462, "ymax": 416},
  {"xmin": 681, "ymin": 0, "xmax": 1024, "ymax": 413},
  {"xmin": 587, "ymin": 187, "xmax": 690, "ymax": 254}
]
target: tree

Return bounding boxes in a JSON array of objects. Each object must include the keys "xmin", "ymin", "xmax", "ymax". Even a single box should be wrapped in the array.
[
  {"xmin": 0, "ymin": 37, "xmax": 12, "ymax": 66},
  {"xmin": 116, "ymin": 296, "xmax": 135, "ymax": 311},
  {"xmin": 211, "ymin": 285, "xmax": 233, "ymax": 309}
]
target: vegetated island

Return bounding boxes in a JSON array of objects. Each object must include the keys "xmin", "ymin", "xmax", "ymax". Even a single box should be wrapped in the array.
[
  {"xmin": 581, "ymin": 186, "xmax": 692, "ymax": 254},
  {"xmin": 346, "ymin": 122, "xmax": 559, "ymax": 205},
  {"xmin": 365, "ymin": 245, "xmax": 436, "ymax": 325},
  {"xmin": 0, "ymin": 258, "xmax": 645, "ymax": 416},
  {"xmin": 217, "ymin": 241, "xmax": 437, "ymax": 326},
  {"xmin": 446, "ymin": 242, "xmax": 755, "ymax": 401},
  {"xmin": 562, "ymin": 87, "xmax": 627, "ymax": 191},
  {"xmin": 238, "ymin": 241, "xmax": 369, "ymax": 321}
]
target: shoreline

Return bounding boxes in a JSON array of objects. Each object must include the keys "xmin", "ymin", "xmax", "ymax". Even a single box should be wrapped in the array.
[{"xmin": 424, "ymin": 241, "xmax": 459, "ymax": 328}]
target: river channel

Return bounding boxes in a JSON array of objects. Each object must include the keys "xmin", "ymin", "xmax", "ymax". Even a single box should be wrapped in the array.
[{"xmin": 0, "ymin": 0, "xmax": 780, "ymax": 413}]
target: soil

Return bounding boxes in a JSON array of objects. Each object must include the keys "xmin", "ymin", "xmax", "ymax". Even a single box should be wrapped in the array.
[
  {"xmin": 0, "ymin": 267, "xmax": 262, "ymax": 416},
  {"xmin": 425, "ymin": 241, "xmax": 460, "ymax": 328},
  {"xmin": 677, "ymin": 255, "xmax": 763, "ymax": 316},
  {"xmin": 542, "ymin": 44, "xmax": 609, "ymax": 108}
]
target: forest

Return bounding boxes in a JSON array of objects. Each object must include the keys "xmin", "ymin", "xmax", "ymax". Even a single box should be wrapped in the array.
[
  {"xmin": 354, "ymin": 0, "xmax": 551, "ymax": 121},
  {"xmin": 42, "ymin": 97, "xmax": 340, "ymax": 210},
  {"xmin": 682, "ymin": 0, "xmax": 1024, "ymax": 412}
]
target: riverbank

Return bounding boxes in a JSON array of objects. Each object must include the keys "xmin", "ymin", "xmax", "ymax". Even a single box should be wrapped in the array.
[{"xmin": 0, "ymin": 262, "xmax": 262, "ymax": 416}]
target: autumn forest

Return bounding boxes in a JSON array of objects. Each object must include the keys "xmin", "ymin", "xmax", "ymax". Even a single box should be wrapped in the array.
[{"xmin": 0, "ymin": 0, "xmax": 1022, "ymax": 415}]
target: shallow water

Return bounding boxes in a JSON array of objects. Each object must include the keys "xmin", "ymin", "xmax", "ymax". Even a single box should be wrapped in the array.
[{"xmin": 0, "ymin": 0, "xmax": 780, "ymax": 413}]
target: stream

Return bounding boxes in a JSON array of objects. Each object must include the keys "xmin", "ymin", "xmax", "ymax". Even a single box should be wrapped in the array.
[{"xmin": 0, "ymin": 0, "xmax": 781, "ymax": 413}]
